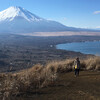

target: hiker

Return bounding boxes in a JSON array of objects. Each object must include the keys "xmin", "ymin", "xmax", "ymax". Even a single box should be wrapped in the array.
[{"xmin": 74, "ymin": 57, "xmax": 80, "ymax": 77}]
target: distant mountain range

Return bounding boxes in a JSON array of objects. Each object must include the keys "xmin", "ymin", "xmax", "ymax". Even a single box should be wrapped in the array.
[{"xmin": 0, "ymin": 6, "xmax": 99, "ymax": 34}]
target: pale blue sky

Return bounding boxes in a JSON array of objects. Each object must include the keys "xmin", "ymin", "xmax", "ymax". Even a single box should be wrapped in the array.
[{"xmin": 0, "ymin": 0, "xmax": 100, "ymax": 28}]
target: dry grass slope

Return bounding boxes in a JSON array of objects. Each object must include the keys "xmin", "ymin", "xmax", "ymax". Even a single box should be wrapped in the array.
[{"xmin": 0, "ymin": 56, "xmax": 100, "ymax": 99}]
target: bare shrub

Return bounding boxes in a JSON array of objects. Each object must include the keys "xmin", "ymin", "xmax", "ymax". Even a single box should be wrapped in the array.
[{"xmin": 84, "ymin": 57, "xmax": 100, "ymax": 70}]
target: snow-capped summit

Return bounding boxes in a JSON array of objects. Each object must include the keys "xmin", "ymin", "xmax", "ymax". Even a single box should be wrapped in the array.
[{"xmin": 0, "ymin": 6, "xmax": 43, "ymax": 22}]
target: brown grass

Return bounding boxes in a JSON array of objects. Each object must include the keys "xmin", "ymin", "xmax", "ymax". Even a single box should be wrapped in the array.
[
  {"xmin": 84, "ymin": 57, "xmax": 100, "ymax": 70},
  {"xmin": 1, "ymin": 56, "xmax": 100, "ymax": 99}
]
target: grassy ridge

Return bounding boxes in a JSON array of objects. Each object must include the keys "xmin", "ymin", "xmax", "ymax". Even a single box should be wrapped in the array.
[{"xmin": 0, "ymin": 57, "xmax": 100, "ymax": 99}]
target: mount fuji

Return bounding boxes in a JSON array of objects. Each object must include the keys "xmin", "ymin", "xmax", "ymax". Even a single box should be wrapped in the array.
[
  {"xmin": 0, "ymin": 6, "xmax": 99, "ymax": 34},
  {"xmin": 0, "ymin": 6, "xmax": 74, "ymax": 33}
]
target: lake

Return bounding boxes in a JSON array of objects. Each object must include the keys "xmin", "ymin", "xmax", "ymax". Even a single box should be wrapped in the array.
[{"xmin": 56, "ymin": 41, "xmax": 100, "ymax": 56}]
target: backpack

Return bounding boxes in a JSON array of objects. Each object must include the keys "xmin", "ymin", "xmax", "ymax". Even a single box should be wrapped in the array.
[{"xmin": 75, "ymin": 65, "xmax": 77, "ymax": 69}]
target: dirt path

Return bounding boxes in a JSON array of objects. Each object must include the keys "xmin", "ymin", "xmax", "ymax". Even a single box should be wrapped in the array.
[{"xmin": 13, "ymin": 71, "xmax": 100, "ymax": 100}]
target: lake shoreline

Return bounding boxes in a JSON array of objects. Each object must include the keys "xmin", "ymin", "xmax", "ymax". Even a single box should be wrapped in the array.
[{"xmin": 56, "ymin": 40, "xmax": 100, "ymax": 56}]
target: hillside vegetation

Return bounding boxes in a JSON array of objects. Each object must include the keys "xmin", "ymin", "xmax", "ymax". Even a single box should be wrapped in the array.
[{"xmin": 0, "ymin": 57, "xmax": 100, "ymax": 100}]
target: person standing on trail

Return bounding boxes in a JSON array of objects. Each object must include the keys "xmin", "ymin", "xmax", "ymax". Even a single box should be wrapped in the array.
[{"xmin": 74, "ymin": 57, "xmax": 80, "ymax": 77}]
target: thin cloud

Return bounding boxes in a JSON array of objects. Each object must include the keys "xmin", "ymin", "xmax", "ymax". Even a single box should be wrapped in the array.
[
  {"xmin": 61, "ymin": 17, "xmax": 67, "ymax": 21},
  {"xmin": 96, "ymin": 26, "xmax": 100, "ymax": 28},
  {"xmin": 47, "ymin": 18, "xmax": 53, "ymax": 21},
  {"xmin": 93, "ymin": 11, "xmax": 100, "ymax": 14}
]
